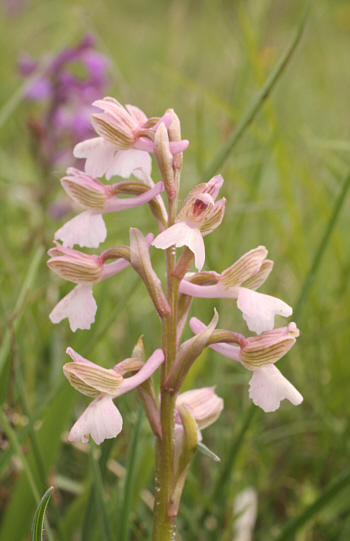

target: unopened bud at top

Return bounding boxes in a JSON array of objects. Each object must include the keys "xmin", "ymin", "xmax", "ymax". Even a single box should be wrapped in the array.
[
  {"xmin": 154, "ymin": 122, "xmax": 176, "ymax": 199},
  {"xmin": 240, "ymin": 322, "xmax": 299, "ymax": 370}
]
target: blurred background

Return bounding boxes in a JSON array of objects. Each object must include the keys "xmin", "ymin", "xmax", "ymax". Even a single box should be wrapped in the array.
[{"xmin": 1, "ymin": 0, "xmax": 350, "ymax": 540}]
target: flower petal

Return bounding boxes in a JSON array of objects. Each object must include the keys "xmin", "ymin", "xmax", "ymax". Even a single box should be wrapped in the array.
[
  {"xmin": 237, "ymin": 287, "xmax": 293, "ymax": 334},
  {"xmin": 105, "ymin": 148, "xmax": 152, "ymax": 180},
  {"xmin": 68, "ymin": 395, "xmax": 123, "ymax": 445},
  {"xmin": 49, "ymin": 285, "xmax": 97, "ymax": 332},
  {"xmin": 179, "ymin": 281, "xmax": 239, "ymax": 299},
  {"xmin": 152, "ymin": 223, "xmax": 205, "ymax": 271},
  {"xmin": 74, "ymin": 137, "xmax": 117, "ymax": 178},
  {"xmin": 248, "ymin": 364, "xmax": 303, "ymax": 412},
  {"xmin": 115, "ymin": 349, "xmax": 164, "ymax": 396},
  {"xmin": 54, "ymin": 211, "xmax": 107, "ymax": 249}
]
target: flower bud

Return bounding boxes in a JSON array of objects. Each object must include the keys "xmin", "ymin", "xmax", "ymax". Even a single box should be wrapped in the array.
[
  {"xmin": 154, "ymin": 123, "xmax": 176, "ymax": 200},
  {"xmin": 240, "ymin": 322, "xmax": 299, "ymax": 370},
  {"xmin": 176, "ymin": 387, "xmax": 223, "ymax": 431},
  {"xmin": 47, "ymin": 243, "xmax": 103, "ymax": 285},
  {"xmin": 166, "ymin": 108, "xmax": 183, "ymax": 173}
]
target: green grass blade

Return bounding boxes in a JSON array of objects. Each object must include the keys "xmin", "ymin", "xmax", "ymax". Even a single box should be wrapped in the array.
[
  {"xmin": 202, "ymin": 0, "xmax": 311, "ymax": 182},
  {"xmin": 89, "ymin": 443, "xmax": 114, "ymax": 541},
  {"xmin": 82, "ymin": 439, "xmax": 115, "ymax": 541},
  {"xmin": 31, "ymin": 487, "xmax": 54, "ymax": 541},
  {"xmin": 0, "ymin": 244, "xmax": 44, "ymax": 377},
  {"xmin": 294, "ymin": 171, "xmax": 350, "ymax": 320},
  {"xmin": 119, "ymin": 407, "xmax": 144, "ymax": 541},
  {"xmin": 274, "ymin": 468, "xmax": 350, "ymax": 541},
  {"xmin": 0, "ymin": 407, "xmax": 54, "ymax": 541}
]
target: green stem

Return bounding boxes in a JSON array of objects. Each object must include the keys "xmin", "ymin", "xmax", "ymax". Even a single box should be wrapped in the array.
[{"xmin": 152, "ymin": 197, "xmax": 179, "ymax": 540}]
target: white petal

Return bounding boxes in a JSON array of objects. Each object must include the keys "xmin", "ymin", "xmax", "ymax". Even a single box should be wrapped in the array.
[
  {"xmin": 49, "ymin": 285, "xmax": 97, "ymax": 332},
  {"xmin": 237, "ymin": 288, "xmax": 293, "ymax": 334},
  {"xmin": 248, "ymin": 364, "xmax": 303, "ymax": 412},
  {"xmin": 68, "ymin": 395, "xmax": 123, "ymax": 445},
  {"xmin": 74, "ymin": 137, "xmax": 117, "ymax": 179},
  {"xmin": 152, "ymin": 223, "xmax": 205, "ymax": 271},
  {"xmin": 105, "ymin": 148, "xmax": 152, "ymax": 180},
  {"xmin": 54, "ymin": 211, "xmax": 107, "ymax": 249}
]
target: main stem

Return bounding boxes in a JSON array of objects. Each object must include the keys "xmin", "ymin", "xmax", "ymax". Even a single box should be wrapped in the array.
[{"xmin": 152, "ymin": 196, "xmax": 179, "ymax": 541}]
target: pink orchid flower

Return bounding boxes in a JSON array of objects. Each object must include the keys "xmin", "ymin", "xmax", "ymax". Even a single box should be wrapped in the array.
[
  {"xmin": 73, "ymin": 97, "xmax": 189, "ymax": 180},
  {"xmin": 179, "ymin": 246, "xmax": 292, "ymax": 334},
  {"xmin": 175, "ymin": 386, "xmax": 223, "ymax": 441},
  {"xmin": 64, "ymin": 347, "xmax": 164, "ymax": 444},
  {"xmin": 152, "ymin": 175, "xmax": 226, "ymax": 271},
  {"xmin": 190, "ymin": 317, "xmax": 303, "ymax": 412},
  {"xmin": 54, "ymin": 167, "xmax": 164, "ymax": 248},
  {"xmin": 48, "ymin": 234, "xmax": 153, "ymax": 331}
]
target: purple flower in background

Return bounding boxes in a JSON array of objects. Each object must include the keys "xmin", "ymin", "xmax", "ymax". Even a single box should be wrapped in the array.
[{"xmin": 19, "ymin": 35, "xmax": 111, "ymax": 168}]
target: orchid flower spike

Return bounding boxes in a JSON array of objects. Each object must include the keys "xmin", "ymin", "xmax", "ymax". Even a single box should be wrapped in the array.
[
  {"xmin": 175, "ymin": 387, "xmax": 224, "ymax": 441},
  {"xmin": 152, "ymin": 175, "xmax": 226, "ymax": 271},
  {"xmin": 55, "ymin": 167, "xmax": 165, "ymax": 248},
  {"xmin": 47, "ymin": 234, "xmax": 153, "ymax": 332},
  {"xmin": 179, "ymin": 246, "xmax": 292, "ymax": 334},
  {"xmin": 190, "ymin": 317, "xmax": 303, "ymax": 413},
  {"xmin": 63, "ymin": 346, "xmax": 164, "ymax": 445},
  {"xmin": 74, "ymin": 97, "xmax": 189, "ymax": 180}
]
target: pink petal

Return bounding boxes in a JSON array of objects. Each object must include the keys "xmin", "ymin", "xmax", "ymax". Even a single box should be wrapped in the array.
[
  {"xmin": 103, "ymin": 181, "xmax": 164, "ymax": 213},
  {"xmin": 189, "ymin": 317, "xmax": 241, "ymax": 362},
  {"xmin": 68, "ymin": 395, "xmax": 123, "ymax": 445},
  {"xmin": 65, "ymin": 346, "xmax": 97, "ymax": 367},
  {"xmin": 125, "ymin": 103, "xmax": 148, "ymax": 124},
  {"xmin": 237, "ymin": 288, "xmax": 293, "ymax": 334},
  {"xmin": 74, "ymin": 137, "xmax": 117, "ymax": 179},
  {"xmin": 105, "ymin": 148, "xmax": 152, "ymax": 180},
  {"xmin": 115, "ymin": 348, "xmax": 164, "ymax": 396},
  {"xmin": 49, "ymin": 285, "xmax": 97, "ymax": 332},
  {"xmin": 179, "ymin": 281, "xmax": 239, "ymax": 299},
  {"xmin": 152, "ymin": 223, "xmax": 205, "ymax": 271},
  {"xmin": 54, "ymin": 211, "xmax": 107, "ymax": 249},
  {"xmin": 248, "ymin": 364, "xmax": 303, "ymax": 412}
]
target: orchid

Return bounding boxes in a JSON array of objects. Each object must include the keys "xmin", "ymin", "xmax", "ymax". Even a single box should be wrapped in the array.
[
  {"xmin": 190, "ymin": 317, "xmax": 303, "ymax": 412},
  {"xmin": 48, "ymin": 235, "xmax": 153, "ymax": 331},
  {"xmin": 152, "ymin": 175, "xmax": 226, "ymax": 271},
  {"xmin": 63, "ymin": 347, "xmax": 164, "ymax": 444},
  {"xmin": 179, "ymin": 246, "xmax": 292, "ymax": 334},
  {"xmin": 45, "ymin": 93, "xmax": 303, "ymax": 540},
  {"xmin": 54, "ymin": 167, "xmax": 165, "ymax": 248},
  {"xmin": 74, "ymin": 97, "xmax": 189, "ymax": 180}
]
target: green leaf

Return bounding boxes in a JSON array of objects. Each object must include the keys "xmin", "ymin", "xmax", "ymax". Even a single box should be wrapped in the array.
[
  {"xmin": 197, "ymin": 441, "xmax": 221, "ymax": 462},
  {"xmin": 274, "ymin": 469, "xmax": 350, "ymax": 541},
  {"xmin": 31, "ymin": 487, "xmax": 54, "ymax": 541},
  {"xmin": 119, "ymin": 407, "xmax": 144, "ymax": 541}
]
